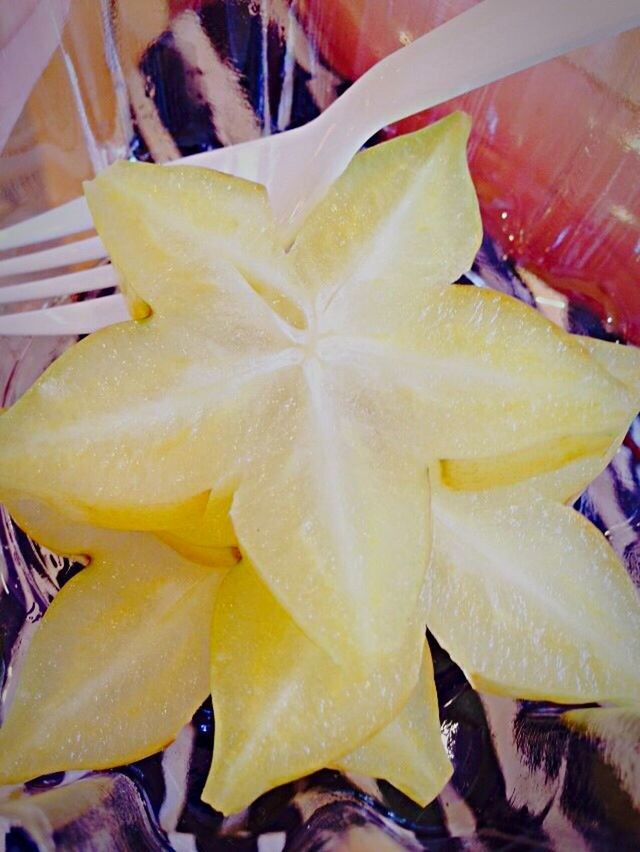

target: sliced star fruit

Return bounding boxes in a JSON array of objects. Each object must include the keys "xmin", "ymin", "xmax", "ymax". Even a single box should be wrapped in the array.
[
  {"xmin": 579, "ymin": 336, "xmax": 640, "ymax": 394},
  {"xmin": 530, "ymin": 337, "xmax": 640, "ymax": 502},
  {"xmin": 125, "ymin": 326, "xmax": 640, "ymax": 590},
  {"xmin": 0, "ymin": 497, "xmax": 224, "ymax": 784},
  {"xmin": 333, "ymin": 644, "xmax": 451, "ymax": 807},
  {"xmin": 426, "ymin": 465, "xmax": 640, "ymax": 705},
  {"xmin": 441, "ymin": 335, "xmax": 640, "ymax": 493},
  {"xmin": 203, "ymin": 558, "xmax": 432, "ymax": 814},
  {"xmin": 155, "ymin": 492, "xmax": 239, "ymax": 567},
  {"xmin": 424, "ymin": 333, "xmax": 640, "ymax": 705},
  {"xmin": 2, "ymin": 498, "xmax": 448, "ymax": 814},
  {"xmin": 0, "ymin": 113, "xmax": 637, "ymax": 671}
]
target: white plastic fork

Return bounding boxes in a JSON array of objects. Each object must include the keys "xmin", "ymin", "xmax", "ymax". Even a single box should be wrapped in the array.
[{"xmin": 1, "ymin": 0, "xmax": 638, "ymax": 336}]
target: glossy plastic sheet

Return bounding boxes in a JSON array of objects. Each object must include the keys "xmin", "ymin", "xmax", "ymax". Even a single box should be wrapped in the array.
[{"xmin": 0, "ymin": 2, "xmax": 639, "ymax": 849}]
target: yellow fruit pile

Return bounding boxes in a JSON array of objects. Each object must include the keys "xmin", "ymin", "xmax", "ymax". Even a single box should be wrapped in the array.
[{"xmin": 0, "ymin": 113, "xmax": 638, "ymax": 815}]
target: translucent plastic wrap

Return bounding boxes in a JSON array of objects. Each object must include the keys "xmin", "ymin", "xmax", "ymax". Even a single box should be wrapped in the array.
[{"xmin": 1, "ymin": 2, "xmax": 639, "ymax": 848}]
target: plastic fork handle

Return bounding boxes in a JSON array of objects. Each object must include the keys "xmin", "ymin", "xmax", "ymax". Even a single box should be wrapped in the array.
[
  {"xmin": 270, "ymin": 0, "xmax": 640, "ymax": 238},
  {"xmin": 332, "ymin": 0, "xmax": 640, "ymax": 147},
  {"xmin": 3, "ymin": 0, "xmax": 637, "ymax": 255}
]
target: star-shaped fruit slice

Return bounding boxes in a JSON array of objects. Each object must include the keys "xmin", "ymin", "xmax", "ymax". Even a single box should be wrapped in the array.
[
  {"xmin": 427, "ymin": 467, "xmax": 640, "ymax": 704},
  {"xmin": 0, "ymin": 496, "xmax": 224, "ymax": 784},
  {"xmin": 426, "ymin": 343, "xmax": 640, "ymax": 704},
  {"xmin": 204, "ymin": 558, "xmax": 448, "ymax": 814},
  {"xmin": 0, "ymin": 499, "xmax": 449, "ymax": 816},
  {"xmin": 333, "ymin": 645, "xmax": 451, "ymax": 808},
  {"xmin": 157, "ymin": 343, "xmax": 640, "ymax": 808},
  {"xmin": 155, "ymin": 492, "xmax": 238, "ymax": 566},
  {"xmin": 0, "ymin": 113, "xmax": 637, "ymax": 672}
]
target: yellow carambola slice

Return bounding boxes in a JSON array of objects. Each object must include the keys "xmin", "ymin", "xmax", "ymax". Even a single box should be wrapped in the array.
[
  {"xmin": 324, "ymin": 284, "xmax": 637, "ymax": 483},
  {"xmin": 334, "ymin": 646, "xmax": 452, "ymax": 808},
  {"xmin": 84, "ymin": 150, "xmax": 307, "ymax": 326},
  {"xmin": 0, "ymin": 498, "xmax": 223, "ymax": 785},
  {"xmin": 579, "ymin": 336, "xmax": 640, "ymax": 393},
  {"xmin": 536, "ymin": 338, "xmax": 640, "ymax": 502},
  {"xmin": 442, "ymin": 335, "xmax": 640, "ymax": 491},
  {"xmin": 204, "ymin": 560, "xmax": 431, "ymax": 814},
  {"xmin": 156, "ymin": 493, "xmax": 239, "ymax": 567},
  {"xmin": 1, "ymin": 499, "xmax": 449, "ymax": 813},
  {"xmin": 0, "ymin": 113, "xmax": 637, "ymax": 671},
  {"xmin": 427, "ymin": 330, "xmax": 640, "ymax": 705},
  {"xmin": 140, "ymin": 336, "xmax": 640, "ymax": 586},
  {"xmin": 425, "ymin": 349, "xmax": 640, "ymax": 707},
  {"xmin": 289, "ymin": 111, "xmax": 482, "ymax": 305},
  {"xmin": 426, "ymin": 469, "xmax": 640, "ymax": 704}
]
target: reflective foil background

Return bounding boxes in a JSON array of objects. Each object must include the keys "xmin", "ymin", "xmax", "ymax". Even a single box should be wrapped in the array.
[{"xmin": 0, "ymin": 2, "xmax": 639, "ymax": 849}]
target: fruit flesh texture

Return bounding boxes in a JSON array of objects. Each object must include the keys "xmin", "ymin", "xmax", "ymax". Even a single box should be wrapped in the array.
[
  {"xmin": 334, "ymin": 644, "xmax": 452, "ymax": 808},
  {"xmin": 114, "ymin": 332, "xmax": 640, "ymax": 564},
  {"xmin": 427, "ymin": 468, "xmax": 640, "ymax": 705},
  {"xmin": 163, "ymin": 342, "xmax": 640, "ymax": 806},
  {"xmin": 0, "ymin": 112, "xmax": 639, "ymax": 813},
  {"xmin": 156, "ymin": 492, "xmax": 239, "ymax": 566},
  {"xmin": 427, "ymin": 348, "xmax": 640, "ymax": 706},
  {"xmin": 2, "ymin": 440, "xmax": 635, "ymax": 810},
  {"xmin": 0, "ymin": 113, "xmax": 636, "ymax": 673},
  {"xmin": 203, "ymin": 559, "xmax": 429, "ymax": 814},
  {"xmin": 1, "ymin": 496, "xmax": 450, "ymax": 814},
  {"xmin": 139, "ymin": 334, "xmax": 640, "ymax": 565},
  {"xmin": 0, "ymin": 497, "xmax": 223, "ymax": 785}
]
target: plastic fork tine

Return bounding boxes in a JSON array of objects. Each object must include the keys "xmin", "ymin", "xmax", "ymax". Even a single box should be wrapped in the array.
[
  {"xmin": 0, "ymin": 264, "xmax": 117, "ymax": 305},
  {"xmin": 0, "ymin": 236, "xmax": 107, "ymax": 278},
  {"xmin": 0, "ymin": 293, "xmax": 130, "ymax": 336},
  {"xmin": 0, "ymin": 197, "xmax": 94, "ymax": 253}
]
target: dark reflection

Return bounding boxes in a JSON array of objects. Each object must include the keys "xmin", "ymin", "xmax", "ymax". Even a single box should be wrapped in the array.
[
  {"xmin": 139, "ymin": 30, "xmax": 221, "ymax": 155},
  {"xmin": 131, "ymin": 0, "xmax": 339, "ymax": 162}
]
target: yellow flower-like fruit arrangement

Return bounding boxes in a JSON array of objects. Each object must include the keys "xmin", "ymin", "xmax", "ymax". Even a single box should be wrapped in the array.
[{"xmin": 0, "ymin": 113, "xmax": 638, "ymax": 815}]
